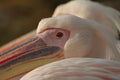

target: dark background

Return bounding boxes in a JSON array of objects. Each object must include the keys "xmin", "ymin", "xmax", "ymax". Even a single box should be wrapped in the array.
[{"xmin": 0, "ymin": 0, "xmax": 120, "ymax": 46}]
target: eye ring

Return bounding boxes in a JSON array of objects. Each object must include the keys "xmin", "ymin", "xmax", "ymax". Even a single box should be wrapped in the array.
[{"xmin": 56, "ymin": 32, "xmax": 64, "ymax": 38}]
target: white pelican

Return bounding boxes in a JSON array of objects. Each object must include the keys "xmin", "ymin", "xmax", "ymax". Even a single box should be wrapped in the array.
[
  {"xmin": 21, "ymin": 14, "xmax": 120, "ymax": 80},
  {"xmin": 0, "ymin": 14, "xmax": 120, "ymax": 79},
  {"xmin": 36, "ymin": 14, "xmax": 120, "ymax": 60},
  {"xmin": 20, "ymin": 58, "xmax": 120, "ymax": 80},
  {"xmin": 53, "ymin": 0, "xmax": 120, "ymax": 39},
  {"xmin": 2, "ymin": 0, "xmax": 120, "ymax": 54}
]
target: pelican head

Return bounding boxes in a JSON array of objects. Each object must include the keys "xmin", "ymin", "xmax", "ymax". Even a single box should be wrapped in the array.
[
  {"xmin": 37, "ymin": 14, "xmax": 119, "ymax": 59},
  {"xmin": 0, "ymin": 14, "xmax": 119, "ymax": 79}
]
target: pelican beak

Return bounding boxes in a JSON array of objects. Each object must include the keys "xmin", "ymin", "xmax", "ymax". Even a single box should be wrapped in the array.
[{"xmin": 0, "ymin": 36, "xmax": 64, "ymax": 80}]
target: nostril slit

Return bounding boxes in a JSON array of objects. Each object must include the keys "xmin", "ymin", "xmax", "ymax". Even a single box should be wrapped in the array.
[{"xmin": 56, "ymin": 32, "xmax": 63, "ymax": 38}]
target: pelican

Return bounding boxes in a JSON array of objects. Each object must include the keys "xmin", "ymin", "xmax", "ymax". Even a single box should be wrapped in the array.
[
  {"xmin": 0, "ymin": 14, "xmax": 120, "ymax": 79},
  {"xmin": 36, "ymin": 14, "xmax": 120, "ymax": 60},
  {"xmin": 1, "ymin": 0, "xmax": 120, "ymax": 54},
  {"xmin": 21, "ymin": 58, "xmax": 120, "ymax": 80},
  {"xmin": 20, "ymin": 15, "xmax": 120, "ymax": 80},
  {"xmin": 53, "ymin": 0, "xmax": 120, "ymax": 39}
]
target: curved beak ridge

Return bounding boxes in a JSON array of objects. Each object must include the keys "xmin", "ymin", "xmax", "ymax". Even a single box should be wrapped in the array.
[{"xmin": 0, "ymin": 36, "xmax": 63, "ymax": 80}]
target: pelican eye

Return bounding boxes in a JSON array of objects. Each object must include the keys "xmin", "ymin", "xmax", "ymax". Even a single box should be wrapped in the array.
[{"xmin": 56, "ymin": 32, "xmax": 63, "ymax": 38}]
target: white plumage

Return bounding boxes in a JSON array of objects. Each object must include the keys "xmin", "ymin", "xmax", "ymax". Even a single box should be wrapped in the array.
[
  {"xmin": 37, "ymin": 14, "xmax": 120, "ymax": 61},
  {"xmin": 3, "ymin": 1, "xmax": 120, "ymax": 79},
  {"xmin": 53, "ymin": 0, "xmax": 120, "ymax": 39},
  {"xmin": 20, "ymin": 14, "xmax": 120, "ymax": 80},
  {"xmin": 20, "ymin": 58, "xmax": 120, "ymax": 80}
]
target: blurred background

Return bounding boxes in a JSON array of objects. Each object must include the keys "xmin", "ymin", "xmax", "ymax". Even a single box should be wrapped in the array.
[{"xmin": 0, "ymin": 0, "xmax": 120, "ymax": 46}]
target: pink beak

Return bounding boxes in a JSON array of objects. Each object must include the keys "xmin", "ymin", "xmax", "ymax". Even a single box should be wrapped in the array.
[{"xmin": 0, "ymin": 35, "xmax": 63, "ymax": 80}]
